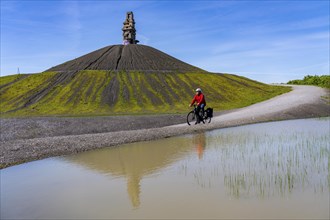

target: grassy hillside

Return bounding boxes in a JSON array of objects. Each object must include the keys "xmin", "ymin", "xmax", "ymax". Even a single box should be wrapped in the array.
[{"xmin": 0, "ymin": 71, "xmax": 291, "ymax": 117}]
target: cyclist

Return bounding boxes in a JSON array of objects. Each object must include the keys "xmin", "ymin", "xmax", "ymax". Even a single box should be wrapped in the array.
[{"xmin": 189, "ymin": 88, "xmax": 206, "ymax": 124}]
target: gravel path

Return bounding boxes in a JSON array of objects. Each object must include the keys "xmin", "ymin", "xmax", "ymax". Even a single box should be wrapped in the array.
[{"xmin": 1, "ymin": 85, "xmax": 329, "ymax": 169}]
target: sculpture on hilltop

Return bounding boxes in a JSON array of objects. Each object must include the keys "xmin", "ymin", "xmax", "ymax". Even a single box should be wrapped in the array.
[{"xmin": 122, "ymin": 11, "xmax": 139, "ymax": 45}]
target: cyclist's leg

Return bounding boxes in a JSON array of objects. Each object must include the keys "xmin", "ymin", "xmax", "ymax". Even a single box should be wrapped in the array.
[
  {"xmin": 201, "ymin": 104, "xmax": 205, "ymax": 115},
  {"xmin": 200, "ymin": 104, "xmax": 205, "ymax": 122},
  {"xmin": 196, "ymin": 105, "xmax": 201, "ymax": 124}
]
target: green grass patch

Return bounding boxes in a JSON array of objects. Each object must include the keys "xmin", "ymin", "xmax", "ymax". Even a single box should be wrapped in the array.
[
  {"xmin": 0, "ymin": 72, "xmax": 57, "ymax": 113},
  {"xmin": 0, "ymin": 74, "xmax": 26, "ymax": 87}
]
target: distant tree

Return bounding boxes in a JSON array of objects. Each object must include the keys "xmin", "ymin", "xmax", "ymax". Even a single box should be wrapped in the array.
[{"xmin": 288, "ymin": 75, "xmax": 330, "ymax": 88}]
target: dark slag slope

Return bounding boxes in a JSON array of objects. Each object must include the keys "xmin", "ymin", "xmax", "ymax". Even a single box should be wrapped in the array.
[
  {"xmin": 46, "ymin": 44, "xmax": 203, "ymax": 73},
  {"xmin": 3, "ymin": 44, "xmax": 205, "ymax": 112}
]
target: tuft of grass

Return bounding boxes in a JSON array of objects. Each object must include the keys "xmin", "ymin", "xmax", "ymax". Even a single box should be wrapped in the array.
[{"xmin": 0, "ymin": 71, "xmax": 291, "ymax": 117}]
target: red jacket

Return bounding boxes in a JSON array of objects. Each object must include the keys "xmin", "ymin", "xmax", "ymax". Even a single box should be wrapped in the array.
[{"xmin": 191, "ymin": 93, "xmax": 206, "ymax": 106}]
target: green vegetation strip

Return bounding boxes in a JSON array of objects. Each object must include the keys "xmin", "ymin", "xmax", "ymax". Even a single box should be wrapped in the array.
[
  {"xmin": 0, "ymin": 71, "xmax": 291, "ymax": 117},
  {"xmin": 287, "ymin": 75, "xmax": 330, "ymax": 89}
]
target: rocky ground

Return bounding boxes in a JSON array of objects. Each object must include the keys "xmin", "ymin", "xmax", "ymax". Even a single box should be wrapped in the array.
[
  {"xmin": 1, "ymin": 85, "xmax": 329, "ymax": 169},
  {"xmin": 0, "ymin": 114, "xmax": 188, "ymax": 142}
]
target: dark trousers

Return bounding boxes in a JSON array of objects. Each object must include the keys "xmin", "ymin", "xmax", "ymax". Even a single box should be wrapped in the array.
[{"xmin": 196, "ymin": 105, "xmax": 204, "ymax": 123}]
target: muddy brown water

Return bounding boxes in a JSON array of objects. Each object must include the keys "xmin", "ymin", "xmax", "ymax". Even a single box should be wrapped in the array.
[{"xmin": 1, "ymin": 118, "xmax": 329, "ymax": 219}]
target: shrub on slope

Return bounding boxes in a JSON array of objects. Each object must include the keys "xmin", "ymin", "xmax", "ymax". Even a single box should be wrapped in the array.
[{"xmin": 288, "ymin": 75, "xmax": 330, "ymax": 89}]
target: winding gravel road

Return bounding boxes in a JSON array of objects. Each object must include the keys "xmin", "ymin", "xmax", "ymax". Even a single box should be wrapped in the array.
[
  {"xmin": 175, "ymin": 84, "xmax": 329, "ymax": 128},
  {"xmin": 1, "ymin": 85, "xmax": 329, "ymax": 168}
]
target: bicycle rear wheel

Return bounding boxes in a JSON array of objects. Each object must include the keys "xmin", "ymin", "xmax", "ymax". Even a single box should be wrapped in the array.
[
  {"xmin": 187, "ymin": 111, "xmax": 196, "ymax": 125},
  {"xmin": 205, "ymin": 116, "xmax": 211, "ymax": 123}
]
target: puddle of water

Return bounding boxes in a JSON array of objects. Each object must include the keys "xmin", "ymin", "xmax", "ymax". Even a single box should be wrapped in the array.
[{"xmin": 1, "ymin": 118, "xmax": 329, "ymax": 219}]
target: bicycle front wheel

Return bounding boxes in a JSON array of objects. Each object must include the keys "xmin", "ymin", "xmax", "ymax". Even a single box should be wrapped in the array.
[{"xmin": 187, "ymin": 111, "xmax": 196, "ymax": 126}]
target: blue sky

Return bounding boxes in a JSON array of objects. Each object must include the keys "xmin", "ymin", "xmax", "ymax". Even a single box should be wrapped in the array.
[{"xmin": 1, "ymin": 0, "xmax": 329, "ymax": 83}]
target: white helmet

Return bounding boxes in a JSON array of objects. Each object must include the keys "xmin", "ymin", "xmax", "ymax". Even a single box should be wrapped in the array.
[{"xmin": 195, "ymin": 88, "xmax": 202, "ymax": 92}]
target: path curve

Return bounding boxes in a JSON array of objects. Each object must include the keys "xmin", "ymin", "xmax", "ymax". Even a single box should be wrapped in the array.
[
  {"xmin": 172, "ymin": 84, "xmax": 329, "ymax": 128},
  {"xmin": 1, "ymin": 85, "xmax": 329, "ymax": 168}
]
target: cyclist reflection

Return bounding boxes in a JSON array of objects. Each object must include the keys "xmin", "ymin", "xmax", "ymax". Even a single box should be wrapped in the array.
[{"xmin": 193, "ymin": 133, "xmax": 206, "ymax": 159}]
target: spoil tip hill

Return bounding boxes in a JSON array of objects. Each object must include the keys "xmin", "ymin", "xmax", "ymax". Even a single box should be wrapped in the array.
[
  {"xmin": 0, "ymin": 44, "xmax": 290, "ymax": 116},
  {"xmin": 47, "ymin": 44, "xmax": 203, "ymax": 72}
]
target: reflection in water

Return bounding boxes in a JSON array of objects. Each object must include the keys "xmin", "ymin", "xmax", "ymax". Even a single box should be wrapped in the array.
[
  {"xmin": 66, "ymin": 136, "xmax": 194, "ymax": 208},
  {"xmin": 67, "ymin": 118, "xmax": 329, "ymax": 201},
  {"xmin": 193, "ymin": 133, "xmax": 206, "ymax": 159},
  {"xmin": 2, "ymin": 118, "xmax": 329, "ymax": 219}
]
